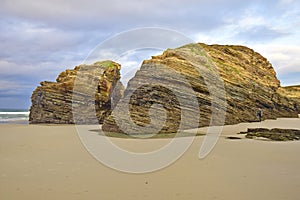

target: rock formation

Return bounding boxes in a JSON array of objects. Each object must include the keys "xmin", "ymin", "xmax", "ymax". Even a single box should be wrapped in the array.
[
  {"xmin": 29, "ymin": 43, "xmax": 299, "ymax": 132},
  {"xmin": 102, "ymin": 43, "xmax": 299, "ymax": 134},
  {"xmin": 29, "ymin": 61, "xmax": 123, "ymax": 124},
  {"xmin": 240, "ymin": 128, "xmax": 300, "ymax": 141}
]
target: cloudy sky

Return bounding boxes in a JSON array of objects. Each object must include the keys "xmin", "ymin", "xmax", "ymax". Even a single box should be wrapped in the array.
[{"xmin": 0, "ymin": 0, "xmax": 299, "ymax": 109}]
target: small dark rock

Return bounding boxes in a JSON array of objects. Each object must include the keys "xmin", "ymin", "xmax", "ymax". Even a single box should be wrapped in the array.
[{"xmin": 226, "ymin": 136, "xmax": 242, "ymax": 140}]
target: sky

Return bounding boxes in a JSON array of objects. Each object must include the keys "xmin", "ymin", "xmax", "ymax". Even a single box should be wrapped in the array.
[{"xmin": 0, "ymin": 0, "xmax": 299, "ymax": 109}]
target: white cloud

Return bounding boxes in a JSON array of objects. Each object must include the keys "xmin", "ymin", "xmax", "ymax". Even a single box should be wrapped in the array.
[
  {"xmin": 116, "ymin": 49, "xmax": 163, "ymax": 86},
  {"xmin": 193, "ymin": 9, "xmax": 270, "ymax": 44},
  {"xmin": 238, "ymin": 12, "xmax": 266, "ymax": 29},
  {"xmin": 253, "ymin": 44, "xmax": 300, "ymax": 74}
]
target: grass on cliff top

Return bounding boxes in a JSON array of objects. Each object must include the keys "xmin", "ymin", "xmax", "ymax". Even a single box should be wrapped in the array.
[
  {"xmin": 95, "ymin": 60, "xmax": 116, "ymax": 68},
  {"xmin": 90, "ymin": 130, "xmax": 206, "ymax": 139}
]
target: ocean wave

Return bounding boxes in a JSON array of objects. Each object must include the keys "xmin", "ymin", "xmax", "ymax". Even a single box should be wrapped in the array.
[
  {"xmin": 0, "ymin": 111, "xmax": 29, "ymax": 123},
  {"xmin": 0, "ymin": 111, "xmax": 29, "ymax": 115}
]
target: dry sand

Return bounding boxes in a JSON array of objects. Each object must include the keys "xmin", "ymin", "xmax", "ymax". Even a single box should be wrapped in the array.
[{"xmin": 1, "ymin": 118, "xmax": 300, "ymax": 200}]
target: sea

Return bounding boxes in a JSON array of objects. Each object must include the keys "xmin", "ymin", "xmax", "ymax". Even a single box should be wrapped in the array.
[{"xmin": 0, "ymin": 109, "xmax": 29, "ymax": 124}]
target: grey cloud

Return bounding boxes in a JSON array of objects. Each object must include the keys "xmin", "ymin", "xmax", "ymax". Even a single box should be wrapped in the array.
[
  {"xmin": 0, "ymin": 0, "xmax": 253, "ymax": 31},
  {"xmin": 0, "ymin": 18, "xmax": 98, "ymax": 62},
  {"xmin": 235, "ymin": 25, "xmax": 289, "ymax": 42},
  {"xmin": 0, "ymin": 0, "xmax": 294, "ymax": 33}
]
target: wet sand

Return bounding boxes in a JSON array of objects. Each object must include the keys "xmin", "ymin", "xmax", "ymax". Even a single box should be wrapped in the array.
[{"xmin": 1, "ymin": 118, "xmax": 300, "ymax": 200}]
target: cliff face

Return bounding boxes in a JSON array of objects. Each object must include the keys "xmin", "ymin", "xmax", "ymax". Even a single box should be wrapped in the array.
[
  {"xmin": 29, "ymin": 61, "xmax": 123, "ymax": 124},
  {"xmin": 102, "ymin": 43, "xmax": 299, "ymax": 134},
  {"xmin": 199, "ymin": 43, "xmax": 298, "ymax": 121}
]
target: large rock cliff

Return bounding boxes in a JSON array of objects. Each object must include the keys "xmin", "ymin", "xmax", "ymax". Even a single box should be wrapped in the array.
[
  {"xmin": 200, "ymin": 43, "xmax": 298, "ymax": 121},
  {"xmin": 29, "ymin": 61, "xmax": 123, "ymax": 124},
  {"xmin": 102, "ymin": 43, "xmax": 299, "ymax": 134}
]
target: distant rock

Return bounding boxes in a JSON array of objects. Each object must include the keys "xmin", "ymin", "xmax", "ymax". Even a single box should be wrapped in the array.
[
  {"xmin": 102, "ymin": 43, "xmax": 299, "ymax": 134},
  {"xmin": 29, "ymin": 61, "xmax": 123, "ymax": 124},
  {"xmin": 241, "ymin": 128, "xmax": 300, "ymax": 141},
  {"xmin": 278, "ymin": 85, "xmax": 300, "ymax": 112}
]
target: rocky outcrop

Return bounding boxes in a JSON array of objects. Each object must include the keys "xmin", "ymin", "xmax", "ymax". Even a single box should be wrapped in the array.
[
  {"xmin": 29, "ymin": 61, "xmax": 123, "ymax": 124},
  {"xmin": 240, "ymin": 128, "xmax": 300, "ymax": 141},
  {"xmin": 102, "ymin": 43, "xmax": 299, "ymax": 134}
]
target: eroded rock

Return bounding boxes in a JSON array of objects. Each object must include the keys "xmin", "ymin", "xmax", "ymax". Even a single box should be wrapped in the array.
[
  {"xmin": 242, "ymin": 128, "xmax": 300, "ymax": 141},
  {"xmin": 29, "ymin": 61, "xmax": 123, "ymax": 124},
  {"xmin": 103, "ymin": 43, "xmax": 299, "ymax": 134}
]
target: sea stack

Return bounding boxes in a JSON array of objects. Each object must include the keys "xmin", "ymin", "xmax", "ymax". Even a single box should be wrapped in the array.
[{"xmin": 29, "ymin": 61, "xmax": 123, "ymax": 124}]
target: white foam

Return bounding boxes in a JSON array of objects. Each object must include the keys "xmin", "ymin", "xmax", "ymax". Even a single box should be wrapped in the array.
[{"xmin": 0, "ymin": 112, "xmax": 29, "ymax": 115}]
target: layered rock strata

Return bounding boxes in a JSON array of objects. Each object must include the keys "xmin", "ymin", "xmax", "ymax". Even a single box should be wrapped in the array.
[
  {"xmin": 29, "ymin": 61, "xmax": 123, "ymax": 124},
  {"xmin": 102, "ymin": 43, "xmax": 299, "ymax": 134}
]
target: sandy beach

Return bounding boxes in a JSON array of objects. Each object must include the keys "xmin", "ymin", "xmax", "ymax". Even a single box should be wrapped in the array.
[{"xmin": 1, "ymin": 118, "xmax": 300, "ymax": 200}]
